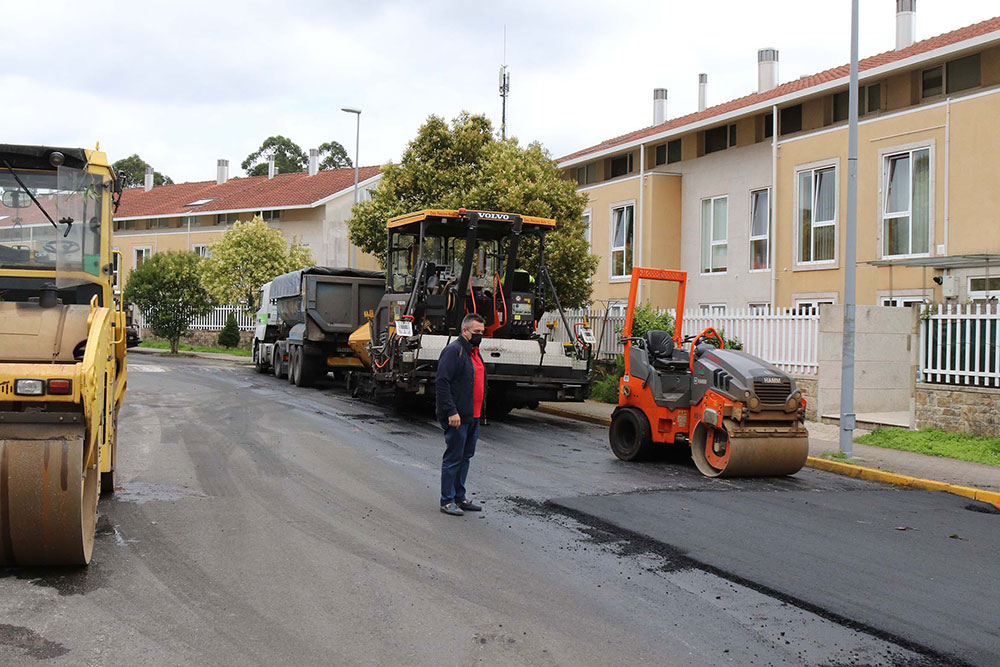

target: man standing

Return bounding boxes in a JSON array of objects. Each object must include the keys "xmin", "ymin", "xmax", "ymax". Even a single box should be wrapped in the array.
[{"xmin": 436, "ymin": 313, "xmax": 487, "ymax": 516}]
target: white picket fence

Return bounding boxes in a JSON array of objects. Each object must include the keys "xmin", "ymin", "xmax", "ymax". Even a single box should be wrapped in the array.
[
  {"xmin": 135, "ymin": 306, "xmax": 256, "ymax": 332},
  {"xmin": 543, "ymin": 307, "xmax": 820, "ymax": 375},
  {"xmin": 920, "ymin": 303, "xmax": 1000, "ymax": 387}
]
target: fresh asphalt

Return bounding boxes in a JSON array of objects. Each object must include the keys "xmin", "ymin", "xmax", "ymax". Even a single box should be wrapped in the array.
[{"xmin": 0, "ymin": 353, "xmax": 994, "ymax": 666}]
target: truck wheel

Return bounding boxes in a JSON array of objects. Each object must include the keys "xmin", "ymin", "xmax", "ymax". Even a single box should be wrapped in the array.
[
  {"xmin": 253, "ymin": 342, "xmax": 267, "ymax": 374},
  {"xmin": 609, "ymin": 407, "xmax": 653, "ymax": 461},
  {"xmin": 272, "ymin": 348, "xmax": 285, "ymax": 379},
  {"xmin": 288, "ymin": 348, "xmax": 298, "ymax": 384},
  {"xmin": 484, "ymin": 400, "xmax": 514, "ymax": 420},
  {"xmin": 294, "ymin": 352, "xmax": 313, "ymax": 388}
]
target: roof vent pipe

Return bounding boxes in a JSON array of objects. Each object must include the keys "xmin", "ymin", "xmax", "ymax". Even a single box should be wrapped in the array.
[
  {"xmin": 308, "ymin": 148, "xmax": 319, "ymax": 177},
  {"xmin": 217, "ymin": 159, "xmax": 229, "ymax": 185},
  {"xmin": 757, "ymin": 48, "xmax": 779, "ymax": 93},
  {"xmin": 143, "ymin": 166, "xmax": 153, "ymax": 192},
  {"xmin": 653, "ymin": 88, "xmax": 668, "ymax": 125},
  {"xmin": 698, "ymin": 73, "xmax": 708, "ymax": 111},
  {"xmin": 896, "ymin": 0, "xmax": 916, "ymax": 50},
  {"xmin": 267, "ymin": 157, "xmax": 276, "ymax": 179}
]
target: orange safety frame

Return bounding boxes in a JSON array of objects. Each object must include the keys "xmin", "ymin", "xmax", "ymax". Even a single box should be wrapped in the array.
[{"xmin": 621, "ymin": 267, "xmax": 687, "ymax": 381}]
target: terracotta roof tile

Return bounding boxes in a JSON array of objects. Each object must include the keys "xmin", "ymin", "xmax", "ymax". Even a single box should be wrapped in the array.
[
  {"xmin": 115, "ymin": 166, "xmax": 382, "ymax": 219},
  {"xmin": 560, "ymin": 15, "xmax": 1000, "ymax": 163}
]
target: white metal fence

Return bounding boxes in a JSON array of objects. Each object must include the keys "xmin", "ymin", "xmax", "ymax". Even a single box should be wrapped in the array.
[
  {"xmin": 920, "ymin": 303, "xmax": 1000, "ymax": 387},
  {"xmin": 543, "ymin": 307, "xmax": 820, "ymax": 375},
  {"xmin": 135, "ymin": 306, "xmax": 256, "ymax": 332}
]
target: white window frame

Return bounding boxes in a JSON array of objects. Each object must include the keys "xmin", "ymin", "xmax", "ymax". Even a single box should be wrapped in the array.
[
  {"xmin": 968, "ymin": 276, "xmax": 1000, "ymax": 301},
  {"xmin": 219, "ymin": 212, "xmax": 239, "ymax": 226},
  {"xmin": 748, "ymin": 302, "xmax": 771, "ymax": 315},
  {"xmin": 609, "ymin": 201, "xmax": 635, "ymax": 281},
  {"xmin": 581, "ymin": 208, "xmax": 592, "ymax": 248},
  {"xmin": 192, "ymin": 244, "xmax": 211, "ymax": 258},
  {"xmin": 794, "ymin": 295, "xmax": 836, "ymax": 315},
  {"xmin": 259, "ymin": 209, "xmax": 281, "ymax": 222},
  {"xmin": 148, "ymin": 218, "xmax": 170, "ymax": 230},
  {"xmin": 700, "ymin": 303, "xmax": 727, "ymax": 316},
  {"xmin": 749, "ymin": 188, "xmax": 770, "ymax": 272},
  {"xmin": 112, "ymin": 247, "xmax": 121, "ymax": 294},
  {"xmin": 879, "ymin": 143, "xmax": 933, "ymax": 259},
  {"xmin": 133, "ymin": 246, "xmax": 152, "ymax": 271},
  {"xmin": 700, "ymin": 195, "xmax": 728, "ymax": 275},
  {"xmin": 606, "ymin": 300, "xmax": 627, "ymax": 317},
  {"xmin": 880, "ymin": 296, "xmax": 925, "ymax": 308},
  {"xmin": 794, "ymin": 159, "xmax": 840, "ymax": 268},
  {"xmin": 182, "ymin": 215, "xmax": 201, "ymax": 228}
]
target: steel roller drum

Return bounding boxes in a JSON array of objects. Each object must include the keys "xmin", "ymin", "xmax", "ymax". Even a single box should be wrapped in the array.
[{"xmin": 691, "ymin": 419, "xmax": 809, "ymax": 478}]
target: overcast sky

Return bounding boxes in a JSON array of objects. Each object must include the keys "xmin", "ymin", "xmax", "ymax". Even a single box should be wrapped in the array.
[{"xmin": 5, "ymin": 1, "xmax": 996, "ymax": 183}]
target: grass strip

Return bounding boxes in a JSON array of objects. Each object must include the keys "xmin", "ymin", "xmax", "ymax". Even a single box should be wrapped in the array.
[
  {"xmin": 855, "ymin": 427, "xmax": 1000, "ymax": 467},
  {"xmin": 137, "ymin": 341, "xmax": 252, "ymax": 357}
]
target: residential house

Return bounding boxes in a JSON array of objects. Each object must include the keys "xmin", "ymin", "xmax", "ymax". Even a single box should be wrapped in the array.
[{"xmin": 560, "ymin": 5, "xmax": 1000, "ymax": 313}]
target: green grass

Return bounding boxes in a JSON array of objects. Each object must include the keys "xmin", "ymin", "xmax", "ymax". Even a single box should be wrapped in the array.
[
  {"xmin": 137, "ymin": 341, "xmax": 251, "ymax": 357},
  {"xmin": 820, "ymin": 451, "xmax": 857, "ymax": 464},
  {"xmin": 855, "ymin": 427, "xmax": 1000, "ymax": 467}
]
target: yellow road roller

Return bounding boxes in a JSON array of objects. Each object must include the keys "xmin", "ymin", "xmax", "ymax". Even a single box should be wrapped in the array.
[{"xmin": 0, "ymin": 144, "xmax": 126, "ymax": 565}]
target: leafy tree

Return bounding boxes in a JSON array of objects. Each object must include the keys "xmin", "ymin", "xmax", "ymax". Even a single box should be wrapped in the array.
[
  {"xmin": 242, "ymin": 136, "xmax": 308, "ymax": 177},
  {"xmin": 113, "ymin": 154, "xmax": 173, "ymax": 188},
  {"xmin": 318, "ymin": 141, "xmax": 352, "ymax": 170},
  {"xmin": 346, "ymin": 112, "xmax": 598, "ymax": 308},
  {"xmin": 123, "ymin": 252, "xmax": 213, "ymax": 354},
  {"xmin": 202, "ymin": 216, "xmax": 314, "ymax": 309},
  {"xmin": 217, "ymin": 312, "xmax": 241, "ymax": 348}
]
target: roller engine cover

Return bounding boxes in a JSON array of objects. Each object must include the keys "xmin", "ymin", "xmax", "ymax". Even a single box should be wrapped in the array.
[{"xmin": 690, "ymin": 348, "xmax": 800, "ymax": 410}]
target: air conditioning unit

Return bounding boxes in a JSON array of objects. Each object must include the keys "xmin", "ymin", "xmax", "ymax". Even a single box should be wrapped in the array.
[{"xmin": 941, "ymin": 274, "xmax": 959, "ymax": 299}]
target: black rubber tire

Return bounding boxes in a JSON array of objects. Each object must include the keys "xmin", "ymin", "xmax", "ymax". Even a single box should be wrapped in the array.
[
  {"xmin": 484, "ymin": 400, "xmax": 514, "ymax": 420},
  {"xmin": 288, "ymin": 347, "xmax": 298, "ymax": 384},
  {"xmin": 294, "ymin": 352, "xmax": 314, "ymax": 388},
  {"xmin": 609, "ymin": 407, "xmax": 653, "ymax": 461},
  {"xmin": 253, "ymin": 342, "xmax": 267, "ymax": 374},
  {"xmin": 272, "ymin": 347, "xmax": 285, "ymax": 379}
]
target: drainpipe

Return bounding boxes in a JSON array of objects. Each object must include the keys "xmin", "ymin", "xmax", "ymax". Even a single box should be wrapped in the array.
[
  {"xmin": 943, "ymin": 97, "xmax": 950, "ymax": 256},
  {"xmin": 637, "ymin": 144, "xmax": 645, "ymax": 305},
  {"xmin": 770, "ymin": 104, "xmax": 778, "ymax": 310}
]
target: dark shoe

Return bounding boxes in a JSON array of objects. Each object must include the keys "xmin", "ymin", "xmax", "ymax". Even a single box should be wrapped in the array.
[
  {"xmin": 458, "ymin": 500, "xmax": 482, "ymax": 512},
  {"xmin": 440, "ymin": 503, "xmax": 464, "ymax": 516}
]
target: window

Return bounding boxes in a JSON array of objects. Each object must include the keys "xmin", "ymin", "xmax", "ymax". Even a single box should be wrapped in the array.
[
  {"xmin": 184, "ymin": 198, "xmax": 217, "ymax": 207},
  {"xmin": 667, "ymin": 139, "xmax": 682, "ymax": 164},
  {"xmin": 606, "ymin": 301, "xmax": 627, "ymax": 317},
  {"xmin": 867, "ymin": 83, "xmax": 881, "ymax": 113},
  {"xmin": 181, "ymin": 215, "xmax": 201, "ymax": 227},
  {"xmin": 833, "ymin": 83, "xmax": 882, "ymax": 122},
  {"xmin": 705, "ymin": 125, "xmax": 735, "ymax": 154},
  {"xmin": 795, "ymin": 298, "xmax": 834, "ymax": 315},
  {"xmin": 763, "ymin": 113, "xmax": 773, "ymax": 139},
  {"xmin": 968, "ymin": 276, "xmax": 1000, "ymax": 300},
  {"xmin": 655, "ymin": 144, "xmax": 666, "ymax": 166},
  {"xmin": 581, "ymin": 210, "xmax": 592, "ymax": 247},
  {"xmin": 921, "ymin": 66, "xmax": 943, "ymax": 98},
  {"xmin": 947, "ymin": 53, "xmax": 981, "ymax": 93},
  {"xmin": 797, "ymin": 166, "xmax": 837, "ymax": 263},
  {"xmin": 780, "ymin": 105, "xmax": 802, "ymax": 135},
  {"xmin": 133, "ymin": 247, "xmax": 151, "ymax": 270},
  {"xmin": 610, "ymin": 203, "xmax": 634, "ymax": 278},
  {"xmin": 148, "ymin": 218, "xmax": 170, "ymax": 229},
  {"xmin": 576, "ymin": 163, "xmax": 596, "ymax": 185},
  {"xmin": 881, "ymin": 296, "xmax": 925, "ymax": 308},
  {"xmin": 259, "ymin": 210, "xmax": 281, "ymax": 222},
  {"xmin": 701, "ymin": 196, "xmax": 728, "ymax": 274},
  {"xmin": 218, "ymin": 212, "xmax": 239, "ymax": 226},
  {"xmin": 610, "ymin": 154, "xmax": 633, "ymax": 178},
  {"xmin": 748, "ymin": 303, "xmax": 771, "ymax": 315},
  {"xmin": 749, "ymin": 188, "xmax": 770, "ymax": 271},
  {"xmin": 700, "ymin": 303, "xmax": 727, "ymax": 316},
  {"xmin": 193, "ymin": 244, "xmax": 211, "ymax": 258},
  {"xmin": 115, "ymin": 219, "xmax": 136, "ymax": 231},
  {"xmin": 882, "ymin": 148, "xmax": 930, "ymax": 257},
  {"xmin": 112, "ymin": 249, "xmax": 121, "ymax": 293}
]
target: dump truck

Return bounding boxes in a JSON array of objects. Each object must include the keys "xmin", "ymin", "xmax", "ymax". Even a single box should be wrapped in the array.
[
  {"xmin": 609, "ymin": 267, "xmax": 808, "ymax": 477},
  {"xmin": 252, "ymin": 267, "xmax": 385, "ymax": 386},
  {"xmin": 0, "ymin": 143, "xmax": 126, "ymax": 565},
  {"xmin": 348, "ymin": 209, "xmax": 594, "ymax": 417}
]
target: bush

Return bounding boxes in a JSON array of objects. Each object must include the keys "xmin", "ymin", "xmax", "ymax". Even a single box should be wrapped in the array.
[
  {"xmin": 628, "ymin": 304, "xmax": 674, "ymax": 340},
  {"xmin": 590, "ymin": 355, "xmax": 625, "ymax": 404},
  {"xmin": 217, "ymin": 312, "xmax": 241, "ymax": 348}
]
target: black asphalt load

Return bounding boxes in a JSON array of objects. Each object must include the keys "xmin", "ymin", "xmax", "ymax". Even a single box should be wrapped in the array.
[{"xmin": 550, "ymin": 486, "xmax": 1000, "ymax": 667}]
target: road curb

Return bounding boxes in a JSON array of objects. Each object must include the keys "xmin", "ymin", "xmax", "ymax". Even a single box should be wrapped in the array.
[
  {"xmin": 536, "ymin": 404, "xmax": 1000, "ymax": 508},
  {"xmin": 131, "ymin": 347, "xmax": 253, "ymax": 364}
]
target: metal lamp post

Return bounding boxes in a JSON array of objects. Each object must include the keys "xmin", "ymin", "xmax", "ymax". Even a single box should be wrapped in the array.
[{"xmin": 341, "ymin": 107, "xmax": 361, "ymax": 268}]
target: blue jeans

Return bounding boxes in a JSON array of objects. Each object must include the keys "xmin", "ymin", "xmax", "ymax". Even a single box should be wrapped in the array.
[{"xmin": 440, "ymin": 418, "xmax": 479, "ymax": 506}]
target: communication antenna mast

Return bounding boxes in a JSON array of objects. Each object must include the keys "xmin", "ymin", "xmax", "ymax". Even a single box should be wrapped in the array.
[{"xmin": 499, "ymin": 25, "xmax": 510, "ymax": 139}]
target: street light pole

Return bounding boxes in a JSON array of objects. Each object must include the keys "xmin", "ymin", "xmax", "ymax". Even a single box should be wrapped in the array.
[{"xmin": 342, "ymin": 107, "xmax": 361, "ymax": 269}]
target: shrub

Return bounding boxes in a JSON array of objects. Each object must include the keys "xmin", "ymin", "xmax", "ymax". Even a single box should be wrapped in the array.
[{"xmin": 217, "ymin": 312, "xmax": 241, "ymax": 348}]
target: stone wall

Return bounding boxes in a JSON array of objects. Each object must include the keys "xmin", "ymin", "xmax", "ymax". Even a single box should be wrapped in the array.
[
  {"xmin": 140, "ymin": 328, "xmax": 253, "ymax": 350},
  {"xmin": 915, "ymin": 383, "xmax": 1000, "ymax": 436},
  {"xmin": 793, "ymin": 375, "xmax": 818, "ymax": 421}
]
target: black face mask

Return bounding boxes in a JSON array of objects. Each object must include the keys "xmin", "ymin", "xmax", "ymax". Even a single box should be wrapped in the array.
[{"xmin": 469, "ymin": 333, "xmax": 483, "ymax": 347}]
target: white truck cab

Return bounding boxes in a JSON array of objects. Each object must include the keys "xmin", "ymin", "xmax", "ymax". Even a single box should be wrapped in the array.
[{"xmin": 252, "ymin": 281, "xmax": 280, "ymax": 373}]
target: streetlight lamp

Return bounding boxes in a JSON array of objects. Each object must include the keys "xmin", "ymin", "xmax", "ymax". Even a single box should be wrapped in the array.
[{"xmin": 342, "ymin": 107, "xmax": 361, "ymax": 268}]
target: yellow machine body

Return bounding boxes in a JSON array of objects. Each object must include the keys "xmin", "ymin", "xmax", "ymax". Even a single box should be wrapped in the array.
[{"xmin": 0, "ymin": 144, "xmax": 126, "ymax": 565}]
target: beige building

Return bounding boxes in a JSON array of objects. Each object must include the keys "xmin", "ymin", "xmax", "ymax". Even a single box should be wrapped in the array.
[
  {"xmin": 112, "ymin": 159, "xmax": 382, "ymax": 291},
  {"xmin": 560, "ymin": 8, "xmax": 1000, "ymax": 313}
]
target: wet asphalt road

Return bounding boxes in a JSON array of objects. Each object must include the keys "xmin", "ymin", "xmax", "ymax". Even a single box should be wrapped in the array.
[{"xmin": 0, "ymin": 353, "xmax": 995, "ymax": 666}]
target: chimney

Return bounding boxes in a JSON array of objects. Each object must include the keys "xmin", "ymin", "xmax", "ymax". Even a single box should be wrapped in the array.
[
  {"xmin": 267, "ymin": 156, "xmax": 276, "ymax": 179},
  {"xmin": 143, "ymin": 166, "xmax": 153, "ymax": 192},
  {"xmin": 758, "ymin": 48, "xmax": 779, "ymax": 93},
  {"xmin": 896, "ymin": 0, "xmax": 916, "ymax": 50},
  {"xmin": 698, "ymin": 73, "xmax": 708, "ymax": 112},
  {"xmin": 308, "ymin": 148, "xmax": 319, "ymax": 177},
  {"xmin": 653, "ymin": 88, "xmax": 668, "ymax": 125},
  {"xmin": 217, "ymin": 159, "xmax": 229, "ymax": 185}
]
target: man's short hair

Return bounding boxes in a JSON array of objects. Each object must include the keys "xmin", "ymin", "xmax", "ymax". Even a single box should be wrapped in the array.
[{"xmin": 461, "ymin": 313, "xmax": 486, "ymax": 330}]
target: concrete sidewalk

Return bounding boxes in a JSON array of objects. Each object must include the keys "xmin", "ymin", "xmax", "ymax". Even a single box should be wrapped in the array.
[
  {"xmin": 537, "ymin": 400, "xmax": 1000, "ymax": 498},
  {"xmin": 130, "ymin": 346, "xmax": 253, "ymax": 364}
]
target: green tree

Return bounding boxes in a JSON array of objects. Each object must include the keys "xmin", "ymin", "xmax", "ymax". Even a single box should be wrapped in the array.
[
  {"xmin": 242, "ymin": 136, "xmax": 308, "ymax": 177},
  {"xmin": 113, "ymin": 154, "xmax": 174, "ymax": 188},
  {"xmin": 217, "ymin": 312, "xmax": 241, "ymax": 348},
  {"xmin": 318, "ymin": 141, "xmax": 352, "ymax": 170},
  {"xmin": 346, "ymin": 112, "xmax": 598, "ymax": 308},
  {"xmin": 123, "ymin": 252, "xmax": 213, "ymax": 354},
  {"xmin": 202, "ymin": 216, "xmax": 314, "ymax": 309}
]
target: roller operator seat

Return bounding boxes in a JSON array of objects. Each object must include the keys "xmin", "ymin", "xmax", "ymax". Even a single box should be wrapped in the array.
[{"xmin": 644, "ymin": 329, "xmax": 689, "ymax": 373}]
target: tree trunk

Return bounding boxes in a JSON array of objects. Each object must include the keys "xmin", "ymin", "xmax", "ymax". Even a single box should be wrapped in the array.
[{"xmin": 170, "ymin": 338, "xmax": 179, "ymax": 354}]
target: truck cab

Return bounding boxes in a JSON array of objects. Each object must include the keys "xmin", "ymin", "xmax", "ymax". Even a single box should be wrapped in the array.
[{"xmin": 252, "ymin": 280, "xmax": 279, "ymax": 373}]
